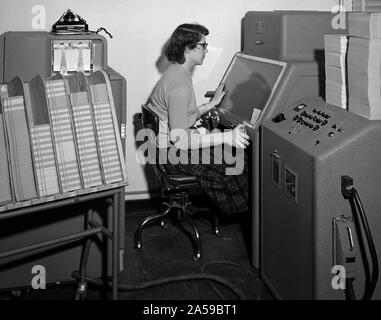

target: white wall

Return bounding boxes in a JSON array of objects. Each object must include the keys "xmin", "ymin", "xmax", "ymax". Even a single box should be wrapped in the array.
[{"xmin": 0, "ymin": 0, "xmax": 339, "ymax": 200}]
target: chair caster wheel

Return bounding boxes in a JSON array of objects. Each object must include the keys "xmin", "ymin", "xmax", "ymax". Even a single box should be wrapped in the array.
[
  {"xmin": 74, "ymin": 289, "xmax": 87, "ymax": 300},
  {"xmin": 136, "ymin": 242, "xmax": 143, "ymax": 249},
  {"xmin": 193, "ymin": 252, "xmax": 202, "ymax": 261},
  {"xmin": 214, "ymin": 227, "xmax": 221, "ymax": 237},
  {"xmin": 160, "ymin": 220, "xmax": 166, "ymax": 227},
  {"xmin": 10, "ymin": 289, "xmax": 30, "ymax": 299}
]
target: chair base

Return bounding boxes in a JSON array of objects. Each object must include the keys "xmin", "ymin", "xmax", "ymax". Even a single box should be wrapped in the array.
[{"xmin": 135, "ymin": 192, "xmax": 221, "ymax": 260}]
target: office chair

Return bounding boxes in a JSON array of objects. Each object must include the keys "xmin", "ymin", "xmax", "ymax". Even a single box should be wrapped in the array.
[{"xmin": 135, "ymin": 105, "xmax": 221, "ymax": 260}]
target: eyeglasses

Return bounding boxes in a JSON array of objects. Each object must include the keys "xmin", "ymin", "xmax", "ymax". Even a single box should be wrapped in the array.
[{"xmin": 196, "ymin": 42, "xmax": 208, "ymax": 50}]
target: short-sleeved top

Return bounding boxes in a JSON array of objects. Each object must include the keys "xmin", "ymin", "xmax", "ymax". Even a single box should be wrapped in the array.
[{"xmin": 147, "ymin": 63, "xmax": 200, "ymax": 148}]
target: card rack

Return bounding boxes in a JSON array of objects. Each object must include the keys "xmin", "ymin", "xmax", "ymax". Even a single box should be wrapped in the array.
[{"xmin": 0, "ymin": 71, "xmax": 128, "ymax": 212}]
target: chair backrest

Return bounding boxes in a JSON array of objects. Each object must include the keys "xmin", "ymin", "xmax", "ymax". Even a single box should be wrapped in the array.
[
  {"xmin": 141, "ymin": 105, "xmax": 160, "ymax": 135},
  {"xmin": 140, "ymin": 105, "xmax": 161, "ymax": 167},
  {"xmin": 140, "ymin": 105, "xmax": 199, "ymax": 194},
  {"xmin": 140, "ymin": 105, "xmax": 174, "ymax": 189}
]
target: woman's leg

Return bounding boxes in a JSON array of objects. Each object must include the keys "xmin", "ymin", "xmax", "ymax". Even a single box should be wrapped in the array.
[{"xmin": 165, "ymin": 147, "xmax": 249, "ymax": 215}]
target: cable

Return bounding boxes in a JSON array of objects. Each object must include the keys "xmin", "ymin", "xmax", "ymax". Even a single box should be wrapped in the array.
[
  {"xmin": 74, "ymin": 225, "xmax": 247, "ymax": 299},
  {"xmin": 200, "ymin": 260, "xmax": 255, "ymax": 300},
  {"xmin": 95, "ymin": 27, "xmax": 113, "ymax": 38},
  {"xmin": 352, "ymin": 188, "xmax": 379, "ymax": 300},
  {"xmin": 71, "ymin": 270, "xmax": 246, "ymax": 300},
  {"xmin": 348, "ymin": 195, "xmax": 371, "ymax": 296},
  {"xmin": 341, "ymin": 176, "xmax": 378, "ymax": 300},
  {"xmin": 345, "ymin": 278, "xmax": 356, "ymax": 300},
  {"xmin": 201, "ymin": 261, "xmax": 241, "ymax": 299}
]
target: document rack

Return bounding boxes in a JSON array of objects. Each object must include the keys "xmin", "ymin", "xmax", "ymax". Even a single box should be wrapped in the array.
[{"xmin": 0, "ymin": 70, "xmax": 128, "ymax": 298}]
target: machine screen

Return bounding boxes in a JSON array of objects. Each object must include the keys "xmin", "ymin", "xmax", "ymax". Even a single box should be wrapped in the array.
[{"xmin": 218, "ymin": 53, "xmax": 286, "ymax": 125}]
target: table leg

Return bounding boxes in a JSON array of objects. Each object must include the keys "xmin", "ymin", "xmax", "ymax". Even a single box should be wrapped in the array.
[{"xmin": 112, "ymin": 191, "xmax": 119, "ymax": 300}]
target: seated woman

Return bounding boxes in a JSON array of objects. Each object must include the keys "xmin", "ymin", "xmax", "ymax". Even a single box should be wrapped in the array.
[{"xmin": 147, "ymin": 23, "xmax": 250, "ymax": 215}]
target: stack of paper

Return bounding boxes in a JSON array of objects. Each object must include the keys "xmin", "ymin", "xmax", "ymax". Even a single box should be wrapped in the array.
[
  {"xmin": 0, "ymin": 84, "xmax": 8, "ymax": 99},
  {"xmin": 89, "ymin": 83, "xmax": 123, "ymax": 184},
  {"xmin": 69, "ymin": 91, "xmax": 103, "ymax": 188},
  {"xmin": 2, "ymin": 96, "xmax": 37, "ymax": 201},
  {"xmin": 29, "ymin": 125, "xmax": 60, "ymax": 196},
  {"xmin": 23, "ymin": 82, "xmax": 60, "ymax": 197},
  {"xmin": 353, "ymin": 0, "xmax": 381, "ymax": 13},
  {"xmin": 0, "ymin": 85, "xmax": 12, "ymax": 205},
  {"xmin": 348, "ymin": 12, "xmax": 381, "ymax": 38},
  {"xmin": 347, "ymin": 13, "xmax": 381, "ymax": 119},
  {"xmin": 324, "ymin": 34, "xmax": 348, "ymax": 109},
  {"xmin": 45, "ymin": 79, "xmax": 82, "ymax": 192},
  {"xmin": 0, "ymin": 113, "xmax": 12, "ymax": 205}
]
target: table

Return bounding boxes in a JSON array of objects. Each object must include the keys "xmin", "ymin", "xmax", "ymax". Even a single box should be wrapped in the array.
[{"xmin": 0, "ymin": 185, "xmax": 125, "ymax": 300}]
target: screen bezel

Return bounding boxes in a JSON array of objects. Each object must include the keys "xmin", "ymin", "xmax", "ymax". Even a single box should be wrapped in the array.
[{"xmin": 217, "ymin": 52, "xmax": 287, "ymax": 128}]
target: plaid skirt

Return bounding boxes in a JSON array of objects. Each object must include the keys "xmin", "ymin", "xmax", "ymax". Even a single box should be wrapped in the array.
[{"xmin": 162, "ymin": 146, "xmax": 249, "ymax": 215}]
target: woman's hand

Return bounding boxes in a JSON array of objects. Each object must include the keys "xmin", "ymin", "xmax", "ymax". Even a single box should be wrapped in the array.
[
  {"xmin": 209, "ymin": 83, "xmax": 226, "ymax": 109},
  {"xmin": 199, "ymin": 83, "xmax": 226, "ymax": 114},
  {"xmin": 223, "ymin": 124, "xmax": 250, "ymax": 149}
]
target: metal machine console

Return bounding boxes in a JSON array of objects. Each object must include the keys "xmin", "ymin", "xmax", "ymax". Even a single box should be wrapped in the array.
[
  {"xmin": 215, "ymin": 11, "xmax": 347, "ymax": 268},
  {"xmin": 261, "ymin": 96, "xmax": 381, "ymax": 300}
]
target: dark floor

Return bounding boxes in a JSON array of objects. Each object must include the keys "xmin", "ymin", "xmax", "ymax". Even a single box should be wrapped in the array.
[{"xmin": 0, "ymin": 196, "xmax": 273, "ymax": 300}]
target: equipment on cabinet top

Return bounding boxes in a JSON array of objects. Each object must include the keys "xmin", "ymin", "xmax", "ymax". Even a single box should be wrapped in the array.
[
  {"xmin": 51, "ymin": 9, "xmax": 113, "ymax": 38},
  {"xmin": 52, "ymin": 9, "xmax": 89, "ymax": 34}
]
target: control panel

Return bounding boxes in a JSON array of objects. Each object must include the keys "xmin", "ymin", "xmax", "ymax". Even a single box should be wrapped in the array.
[
  {"xmin": 292, "ymin": 103, "xmax": 331, "ymax": 132},
  {"xmin": 266, "ymin": 97, "xmax": 369, "ymax": 150}
]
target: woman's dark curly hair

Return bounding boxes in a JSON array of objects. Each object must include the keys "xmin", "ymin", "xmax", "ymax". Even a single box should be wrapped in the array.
[{"xmin": 165, "ymin": 23, "xmax": 209, "ymax": 64}]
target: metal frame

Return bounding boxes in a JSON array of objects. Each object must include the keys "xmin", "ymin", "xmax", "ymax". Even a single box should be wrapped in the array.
[{"xmin": 0, "ymin": 186, "xmax": 123, "ymax": 300}]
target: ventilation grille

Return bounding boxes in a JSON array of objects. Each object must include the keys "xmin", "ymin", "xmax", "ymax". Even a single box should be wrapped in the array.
[{"xmin": 284, "ymin": 166, "xmax": 297, "ymax": 202}]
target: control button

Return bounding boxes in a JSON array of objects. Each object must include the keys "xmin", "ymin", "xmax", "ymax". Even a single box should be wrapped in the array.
[
  {"xmin": 313, "ymin": 108, "xmax": 317, "ymax": 113},
  {"xmin": 294, "ymin": 103, "xmax": 307, "ymax": 111},
  {"xmin": 313, "ymin": 125, "xmax": 320, "ymax": 131},
  {"xmin": 328, "ymin": 131, "xmax": 335, "ymax": 137},
  {"xmin": 322, "ymin": 120, "xmax": 328, "ymax": 126},
  {"xmin": 332, "ymin": 124, "xmax": 337, "ymax": 129},
  {"xmin": 316, "ymin": 118, "xmax": 322, "ymax": 123},
  {"xmin": 272, "ymin": 113, "xmax": 286, "ymax": 123},
  {"xmin": 293, "ymin": 115, "xmax": 299, "ymax": 121},
  {"xmin": 337, "ymin": 127, "xmax": 343, "ymax": 132}
]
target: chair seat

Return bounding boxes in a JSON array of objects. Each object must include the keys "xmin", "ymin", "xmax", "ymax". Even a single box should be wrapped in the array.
[
  {"xmin": 168, "ymin": 174, "xmax": 198, "ymax": 184},
  {"xmin": 163, "ymin": 174, "xmax": 200, "ymax": 192}
]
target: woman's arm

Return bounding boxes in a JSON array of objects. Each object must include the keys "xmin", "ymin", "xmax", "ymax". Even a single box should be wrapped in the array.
[
  {"xmin": 171, "ymin": 125, "xmax": 250, "ymax": 150},
  {"xmin": 167, "ymin": 82, "xmax": 248, "ymax": 150}
]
